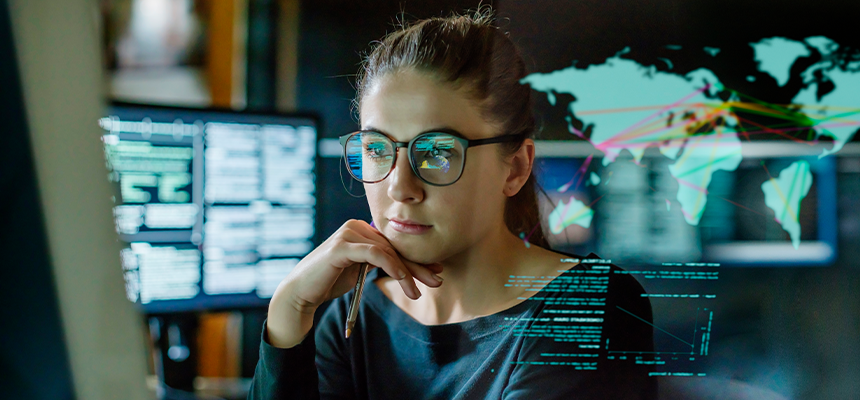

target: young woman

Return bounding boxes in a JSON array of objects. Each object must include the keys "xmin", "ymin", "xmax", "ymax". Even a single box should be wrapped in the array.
[{"xmin": 250, "ymin": 9, "xmax": 656, "ymax": 400}]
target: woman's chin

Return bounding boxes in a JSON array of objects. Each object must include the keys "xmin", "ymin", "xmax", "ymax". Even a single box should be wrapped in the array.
[{"xmin": 389, "ymin": 241, "xmax": 439, "ymax": 265}]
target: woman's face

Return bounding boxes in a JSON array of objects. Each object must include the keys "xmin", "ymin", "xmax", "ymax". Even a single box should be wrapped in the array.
[{"xmin": 359, "ymin": 69, "xmax": 512, "ymax": 264}]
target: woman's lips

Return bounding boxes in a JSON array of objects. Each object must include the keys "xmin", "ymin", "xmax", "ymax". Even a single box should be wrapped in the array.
[{"xmin": 389, "ymin": 219, "xmax": 432, "ymax": 234}]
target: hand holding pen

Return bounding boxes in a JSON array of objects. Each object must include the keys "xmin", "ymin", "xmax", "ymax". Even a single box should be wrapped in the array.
[
  {"xmin": 345, "ymin": 221, "xmax": 375, "ymax": 339},
  {"xmin": 264, "ymin": 219, "xmax": 443, "ymax": 349},
  {"xmin": 347, "ymin": 221, "xmax": 415, "ymax": 338}
]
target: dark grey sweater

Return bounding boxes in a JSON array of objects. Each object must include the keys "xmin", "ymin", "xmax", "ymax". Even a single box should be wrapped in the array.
[{"xmin": 249, "ymin": 252, "xmax": 657, "ymax": 399}]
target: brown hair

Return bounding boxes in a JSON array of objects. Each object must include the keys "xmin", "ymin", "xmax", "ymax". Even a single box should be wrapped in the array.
[{"xmin": 354, "ymin": 6, "xmax": 550, "ymax": 249}]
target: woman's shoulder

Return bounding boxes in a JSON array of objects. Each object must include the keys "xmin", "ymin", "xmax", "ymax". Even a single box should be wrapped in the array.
[
  {"xmin": 536, "ymin": 248, "xmax": 649, "ymax": 302},
  {"xmin": 531, "ymin": 248, "xmax": 655, "ymax": 341}
]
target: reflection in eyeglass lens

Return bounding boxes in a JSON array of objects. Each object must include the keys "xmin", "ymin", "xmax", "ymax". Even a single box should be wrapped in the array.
[
  {"xmin": 363, "ymin": 140, "xmax": 392, "ymax": 162},
  {"xmin": 414, "ymin": 135, "xmax": 460, "ymax": 182},
  {"xmin": 358, "ymin": 134, "xmax": 393, "ymax": 181}
]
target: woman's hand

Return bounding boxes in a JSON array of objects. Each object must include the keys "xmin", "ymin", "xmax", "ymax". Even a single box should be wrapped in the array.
[{"xmin": 266, "ymin": 219, "xmax": 443, "ymax": 348}]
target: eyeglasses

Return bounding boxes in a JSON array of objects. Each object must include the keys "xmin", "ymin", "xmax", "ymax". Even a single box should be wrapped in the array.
[{"xmin": 339, "ymin": 130, "xmax": 525, "ymax": 186}]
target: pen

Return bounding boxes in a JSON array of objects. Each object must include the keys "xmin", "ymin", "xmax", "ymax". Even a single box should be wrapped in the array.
[
  {"xmin": 345, "ymin": 221, "xmax": 375, "ymax": 339},
  {"xmin": 344, "ymin": 263, "xmax": 369, "ymax": 339}
]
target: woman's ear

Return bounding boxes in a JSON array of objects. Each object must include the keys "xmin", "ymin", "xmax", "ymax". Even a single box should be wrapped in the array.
[{"xmin": 504, "ymin": 139, "xmax": 535, "ymax": 197}]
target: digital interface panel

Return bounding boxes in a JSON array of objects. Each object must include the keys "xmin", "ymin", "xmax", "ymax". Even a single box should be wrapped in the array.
[
  {"xmin": 534, "ymin": 149, "xmax": 838, "ymax": 267},
  {"xmin": 526, "ymin": 149, "xmax": 838, "ymax": 377},
  {"xmin": 101, "ymin": 105, "xmax": 317, "ymax": 312},
  {"xmin": 496, "ymin": 256, "xmax": 718, "ymax": 377}
]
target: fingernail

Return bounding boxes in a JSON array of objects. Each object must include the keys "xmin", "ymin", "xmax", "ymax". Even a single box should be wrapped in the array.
[
  {"xmin": 397, "ymin": 269, "xmax": 407, "ymax": 279},
  {"xmin": 431, "ymin": 273, "xmax": 443, "ymax": 283}
]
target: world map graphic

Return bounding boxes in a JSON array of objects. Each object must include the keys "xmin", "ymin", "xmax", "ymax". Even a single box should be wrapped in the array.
[{"xmin": 523, "ymin": 36, "xmax": 860, "ymax": 249}]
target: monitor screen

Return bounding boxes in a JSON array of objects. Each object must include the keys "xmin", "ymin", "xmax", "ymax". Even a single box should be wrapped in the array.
[
  {"xmin": 101, "ymin": 104, "xmax": 318, "ymax": 312},
  {"xmin": 534, "ymin": 143, "xmax": 838, "ymax": 267}
]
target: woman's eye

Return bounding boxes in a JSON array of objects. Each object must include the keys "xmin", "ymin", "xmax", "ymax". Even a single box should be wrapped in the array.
[
  {"xmin": 431, "ymin": 148, "xmax": 453, "ymax": 158},
  {"xmin": 364, "ymin": 143, "xmax": 388, "ymax": 158}
]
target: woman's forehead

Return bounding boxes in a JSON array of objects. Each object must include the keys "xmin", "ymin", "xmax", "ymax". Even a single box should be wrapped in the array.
[{"xmin": 359, "ymin": 70, "xmax": 497, "ymax": 141}]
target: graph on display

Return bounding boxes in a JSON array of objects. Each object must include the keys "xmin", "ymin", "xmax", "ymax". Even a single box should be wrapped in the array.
[
  {"xmin": 608, "ymin": 307, "xmax": 713, "ymax": 357},
  {"xmin": 101, "ymin": 105, "xmax": 317, "ymax": 312},
  {"xmin": 606, "ymin": 262, "xmax": 718, "ymax": 377}
]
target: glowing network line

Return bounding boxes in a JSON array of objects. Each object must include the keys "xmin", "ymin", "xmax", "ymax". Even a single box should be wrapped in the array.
[{"xmin": 568, "ymin": 84, "xmax": 859, "ymax": 153}]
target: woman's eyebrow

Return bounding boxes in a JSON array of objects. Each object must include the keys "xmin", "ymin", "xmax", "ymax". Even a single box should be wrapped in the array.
[
  {"xmin": 362, "ymin": 125, "xmax": 384, "ymax": 133},
  {"xmin": 361, "ymin": 126, "xmax": 468, "ymax": 140},
  {"xmin": 421, "ymin": 127, "xmax": 467, "ymax": 139}
]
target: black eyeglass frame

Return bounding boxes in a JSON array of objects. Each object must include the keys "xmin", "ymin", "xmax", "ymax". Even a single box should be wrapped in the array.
[{"xmin": 338, "ymin": 130, "xmax": 527, "ymax": 187}]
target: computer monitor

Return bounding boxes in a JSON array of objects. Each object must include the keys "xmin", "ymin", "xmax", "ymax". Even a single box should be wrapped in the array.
[
  {"xmin": 534, "ymin": 143, "xmax": 839, "ymax": 267},
  {"xmin": 100, "ymin": 103, "xmax": 318, "ymax": 313}
]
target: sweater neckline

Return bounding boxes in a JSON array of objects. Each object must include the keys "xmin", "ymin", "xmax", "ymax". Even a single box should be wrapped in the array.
[{"xmin": 363, "ymin": 251, "xmax": 588, "ymax": 344}]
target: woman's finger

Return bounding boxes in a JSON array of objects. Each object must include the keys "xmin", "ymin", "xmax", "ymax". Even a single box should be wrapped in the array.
[
  {"xmin": 401, "ymin": 258, "xmax": 443, "ymax": 288},
  {"xmin": 347, "ymin": 242, "xmax": 422, "ymax": 299},
  {"xmin": 344, "ymin": 221, "xmax": 443, "ymax": 289},
  {"xmin": 425, "ymin": 263, "xmax": 444, "ymax": 274}
]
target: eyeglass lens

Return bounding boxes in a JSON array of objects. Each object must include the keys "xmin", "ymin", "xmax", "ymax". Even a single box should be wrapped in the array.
[{"xmin": 343, "ymin": 132, "xmax": 464, "ymax": 185}]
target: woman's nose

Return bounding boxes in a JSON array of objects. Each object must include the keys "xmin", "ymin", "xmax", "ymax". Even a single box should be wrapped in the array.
[{"xmin": 387, "ymin": 147, "xmax": 424, "ymax": 203}]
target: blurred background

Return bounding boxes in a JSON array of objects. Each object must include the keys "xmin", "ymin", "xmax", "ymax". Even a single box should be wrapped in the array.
[{"xmin": 2, "ymin": 0, "xmax": 858, "ymax": 399}]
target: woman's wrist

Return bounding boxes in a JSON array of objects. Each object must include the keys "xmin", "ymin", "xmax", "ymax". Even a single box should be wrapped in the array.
[{"xmin": 266, "ymin": 281, "xmax": 316, "ymax": 349}]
